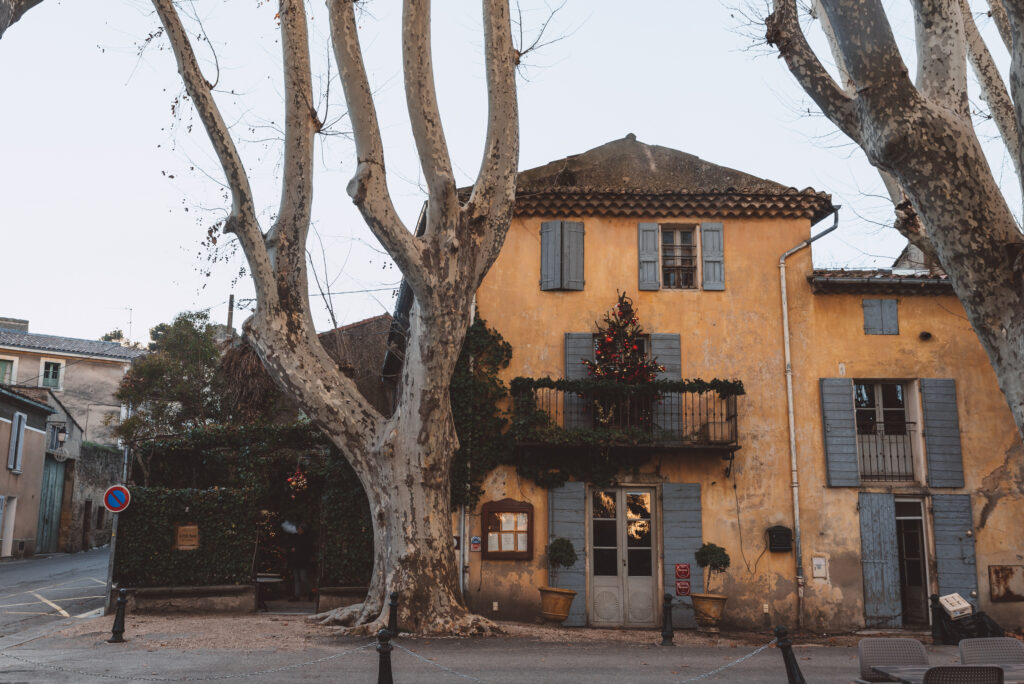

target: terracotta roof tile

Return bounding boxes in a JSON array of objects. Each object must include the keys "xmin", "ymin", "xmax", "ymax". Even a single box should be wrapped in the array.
[{"xmin": 809, "ymin": 269, "xmax": 954, "ymax": 295}]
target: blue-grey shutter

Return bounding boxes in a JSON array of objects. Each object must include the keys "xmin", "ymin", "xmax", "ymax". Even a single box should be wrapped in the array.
[
  {"xmin": 700, "ymin": 222, "xmax": 725, "ymax": 291},
  {"xmin": 921, "ymin": 379, "xmax": 964, "ymax": 488},
  {"xmin": 549, "ymin": 482, "xmax": 586, "ymax": 626},
  {"xmin": 859, "ymin": 492, "xmax": 902, "ymax": 628},
  {"xmin": 638, "ymin": 223, "xmax": 660, "ymax": 291},
  {"xmin": 881, "ymin": 299, "xmax": 899, "ymax": 334},
  {"xmin": 564, "ymin": 333, "xmax": 594, "ymax": 430},
  {"xmin": 7, "ymin": 413, "xmax": 25, "ymax": 472},
  {"xmin": 862, "ymin": 299, "xmax": 883, "ymax": 334},
  {"xmin": 820, "ymin": 378, "xmax": 859, "ymax": 486},
  {"xmin": 650, "ymin": 333, "xmax": 682, "ymax": 435},
  {"xmin": 540, "ymin": 221, "xmax": 562, "ymax": 291},
  {"xmin": 932, "ymin": 494, "xmax": 978, "ymax": 602},
  {"xmin": 561, "ymin": 221, "xmax": 585, "ymax": 291},
  {"xmin": 663, "ymin": 483, "xmax": 702, "ymax": 628}
]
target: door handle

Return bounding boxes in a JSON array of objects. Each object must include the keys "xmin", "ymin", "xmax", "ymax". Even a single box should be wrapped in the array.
[{"xmin": 622, "ymin": 558, "xmax": 627, "ymax": 567}]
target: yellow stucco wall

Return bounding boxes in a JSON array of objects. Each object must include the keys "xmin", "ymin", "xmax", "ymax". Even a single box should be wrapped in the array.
[
  {"xmin": 465, "ymin": 212, "xmax": 1024, "ymax": 631},
  {"xmin": 0, "ymin": 417, "xmax": 46, "ymax": 556}
]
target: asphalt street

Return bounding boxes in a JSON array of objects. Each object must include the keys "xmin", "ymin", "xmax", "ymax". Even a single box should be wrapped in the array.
[{"xmin": 0, "ymin": 546, "xmax": 109, "ymax": 640}]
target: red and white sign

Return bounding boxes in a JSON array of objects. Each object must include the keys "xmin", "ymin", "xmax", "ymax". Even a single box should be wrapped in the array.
[
  {"xmin": 675, "ymin": 580, "xmax": 691, "ymax": 597},
  {"xmin": 470, "ymin": 536, "xmax": 481, "ymax": 552},
  {"xmin": 675, "ymin": 563, "xmax": 690, "ymax": 579},
  {"xmin": 103, "ymin": 485, "xmax": 131, "ymax": 513}
]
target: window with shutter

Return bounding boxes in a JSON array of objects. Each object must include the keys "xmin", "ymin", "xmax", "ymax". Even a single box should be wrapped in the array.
[
  {"xmin": 700, "ymin": 222, "xmax": 725, "ymax": 291},
  {"xmin": 7, "ymin": 412, "xmax": 26, "ymax": 473},
  {"xmin": 921, "ymin": 379, "xmax": 964, "ymax": 487},
  {"xmin": 863, "ymin": 299, "xmax": 899, "ymax": 335},
  {"xmin": 540, "ymin": 221, "xmax": 584, "ymax": 291}
]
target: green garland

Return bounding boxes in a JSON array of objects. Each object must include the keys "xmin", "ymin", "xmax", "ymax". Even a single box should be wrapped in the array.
[{"xmin": 509, "ymin": 376, "xmax": 745, "ymax": 399}]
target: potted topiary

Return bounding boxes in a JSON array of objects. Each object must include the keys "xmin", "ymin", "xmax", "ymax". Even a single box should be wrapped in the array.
[
  {"xmin": 538, "ymin": 537, "xmax": 578, "ymax": 623},
  {"xmin": 691, "ymin": 542, "xmax": 731, "ymax": 633}
]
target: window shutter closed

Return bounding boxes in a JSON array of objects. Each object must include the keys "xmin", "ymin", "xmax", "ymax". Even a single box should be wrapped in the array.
[
  {"xmin": 881, "ymin": 299, "xmax": 899, "ymax": 334},
  {"xmin": 548, "ymin": 482, "xmax": 586, "ymax": 626},
  {"xmin": 7, "ymin": 413, "xmax": 25, "ymax": 472},
  {"xmin": 663, "ymin": 483, "xmax": 702, "ymax": 628},
  {"xmin": 637, "ymin": 223, "xmax": 660, "ymax": 291},
  {"xmin": 820, "ymin": 378, "xmax": 859, "ymax": 486},
  {"xmin": 650, "ymin": 333, "xmax": 682, "ymax": 434},
  {"xmin": 564, "ymin": 333, "xmax": 594, "ymax": 430},
  {"xmin": 921, "ymin": 379, "xmax": 964, "ymax": 487},
  {"xmin": 700, "ymin": 222, "xmax": 725, "ymax": 291},
  {"xmin": 540, "ymin": 221, "xmax": 562, "ymax": 291},
  {"xmin": 863, "ymin": 299, "xmax": 899, "ymax": 334},
  {"xmin": 932, "ymin": 494, "xmax": 978, "ymax": 601},
  {"xmin": 561, "ymin": 221, "xmax": 585, "ymax": 290},
  {"xmin": 859, "ymin": 492, "xmax": 902, "ymax": 628}
]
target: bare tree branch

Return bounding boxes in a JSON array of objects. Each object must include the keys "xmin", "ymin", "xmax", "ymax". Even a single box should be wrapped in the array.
[
  {"xmin": 151, "ymin": 0, "xmax": 275, "ymax": 304},
  {"xmin": 0, "ymin": 0, "xmax": 42, "ymax": 40},
  {"xmin": 766, "ymin": 0, "xmax": 861, "ymax": 137},
  {"xmin": 986, "ymin": 0, "xmax": 1012, "ymax": 52},
  {"xmin": 1003, "ymin": 2, "xmax": 1024, "ymax": 196},
  {"xmin": 403, "ymin": 0, "xmax": 459, "ymax": 235},
  {"xmin": 911, "ymin": 0, "xmax": 969, "ymax": 119},
  {"xmin": 327, "ymin": 0, "xmax": 428, "ymax": 296}
]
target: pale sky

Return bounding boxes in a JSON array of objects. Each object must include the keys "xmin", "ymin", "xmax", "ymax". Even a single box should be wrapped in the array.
[{"xmin": 0, "ymin": 1, "xmax": 1014, "ymax": 344}]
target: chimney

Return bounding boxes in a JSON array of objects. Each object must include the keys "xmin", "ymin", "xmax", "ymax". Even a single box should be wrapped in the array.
[{"xmin": 0, "ymin": 318, "xmax": 28, "ymax": 332}]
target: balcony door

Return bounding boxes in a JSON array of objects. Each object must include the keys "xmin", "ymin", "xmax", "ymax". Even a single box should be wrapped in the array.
[{"xmin": 589, "ymin": 487, "xmax": 657, "ymax": 627}]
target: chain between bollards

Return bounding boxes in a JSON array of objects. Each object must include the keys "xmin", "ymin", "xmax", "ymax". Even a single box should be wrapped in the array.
[
  {"xmin": 661, "ymin": 594, "xmax": 674, "ymax": 646},
  {"xmin": 773, "ymin": 625, "xmax": 806, "ymax": 684},
  {"xmin": 107, "ymin": 588, "xmax": 127, "ymax": 643}
]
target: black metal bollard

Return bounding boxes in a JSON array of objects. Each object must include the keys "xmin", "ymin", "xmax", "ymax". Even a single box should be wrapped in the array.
[
  {"xmin": 387, "ymin": 591, "xmax": 399, "ymax": 636},
  {"xmin": 774, "ymin": 625, "xmax": 806, "ymax": 684},
  {"xmin": 107, "ymin": 588, "xmax": 127, "ymax": 643},
  {"xmin": 376, "ymin": 628, "xmax": 394, "ymax": 684},
  {"xmin": 661, "ymin": 594, "xmax": 674, "ymax": 646}
]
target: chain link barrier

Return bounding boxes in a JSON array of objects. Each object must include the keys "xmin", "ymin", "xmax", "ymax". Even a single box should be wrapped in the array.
[
  {"xmin": 393, "ymin": 642, "xmax": 490, "ymax": 683},
  {"xmin": 676, "ymin": 637, "xmax": 778, "ymax": 682},
  {"xmin": 0, "ymin": 641, "xmax": 375, "ymax": 681}
]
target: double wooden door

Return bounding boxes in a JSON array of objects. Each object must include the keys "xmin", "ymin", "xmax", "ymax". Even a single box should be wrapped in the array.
[
  {"xmin": 589, "ymin": 487, "xmax": 657, "ymax": 627},
  {"xmin": 36, "ymin": 455, "xmax": 65, "ymax": 554}
]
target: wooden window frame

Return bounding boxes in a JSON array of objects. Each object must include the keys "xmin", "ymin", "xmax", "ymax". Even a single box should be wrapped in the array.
[
  {"xmin": 660, "ymin": 224, "xmax": 698, "ymax": 290},
  {"xmin": 480, "ymin": 499, "xmax": 534, "ymax": 561}
]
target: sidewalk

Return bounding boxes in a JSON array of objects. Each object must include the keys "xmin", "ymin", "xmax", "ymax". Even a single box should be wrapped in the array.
[{"xmin": 0, "ymin": 613, "xmax": 961, "ymax": 683}]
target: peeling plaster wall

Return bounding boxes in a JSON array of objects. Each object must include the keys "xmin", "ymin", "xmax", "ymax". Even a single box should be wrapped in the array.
[{"xmin": 471, "ymin": 212, "xmax": 1024, "ymax": 631}]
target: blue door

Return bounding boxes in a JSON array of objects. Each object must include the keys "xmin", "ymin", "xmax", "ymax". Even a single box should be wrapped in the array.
[{"xmin": 36, "ymin": 455, "xmax": 66, "ymax": 553}]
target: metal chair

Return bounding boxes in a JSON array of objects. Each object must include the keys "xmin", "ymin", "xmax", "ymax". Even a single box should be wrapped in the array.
[
  {"xmin": 922, "ymin": 666, "xmax": 1004, "ymax": 684},
  {"xmin": 856, "ymin": 637, "xmax": 930, "ymax": 683},
  {"xmin": 959, "ymin": 638, "xmax": 1024, "ymax": 665}
]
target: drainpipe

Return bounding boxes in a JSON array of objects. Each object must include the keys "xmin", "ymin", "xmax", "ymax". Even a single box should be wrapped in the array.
[{"xmin": 778, "ymin": 207, "xmax": 840, "ymax": 630}]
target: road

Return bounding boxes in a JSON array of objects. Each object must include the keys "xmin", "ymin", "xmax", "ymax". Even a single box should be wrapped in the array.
[{"xmin": 0, "ymin": 546, "xmax": 109, "ymax": 640}]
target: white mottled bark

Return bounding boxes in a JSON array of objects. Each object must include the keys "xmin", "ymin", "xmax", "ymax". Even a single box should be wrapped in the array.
[
  {"xmin": 155, "ymin": 0, "xmax": 518, "ymax": 634},
  {"xmin": 0, "ymin": 0, "xmax": 42, "ymax": 39},
  {"xmin": 769, "ymin": 0, "xmax": 1024, "ymax": 439}
]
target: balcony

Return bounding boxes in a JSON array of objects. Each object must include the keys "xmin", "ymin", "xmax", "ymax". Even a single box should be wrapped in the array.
[
  {"xmin": 510, "ymin": 377, "xmax": 742, "ymax": 450},
  {"xmin": 857, "ymin": 421, "xmax": 916, "ymax": 482}
]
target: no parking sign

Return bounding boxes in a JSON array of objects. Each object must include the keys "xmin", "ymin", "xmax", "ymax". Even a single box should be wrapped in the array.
[{"xmin": 104, "ymin": 485, "xmax": 131, "ymax": 513}]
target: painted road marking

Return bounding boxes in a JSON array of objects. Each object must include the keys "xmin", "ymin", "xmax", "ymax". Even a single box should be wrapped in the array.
[
  {"xmin": 74, "ymin": 608, "xmax": 103, "ymax": 619},
  {"xmin": 29, "ymin": 592, "xmax": 70, "ymax": 618}
]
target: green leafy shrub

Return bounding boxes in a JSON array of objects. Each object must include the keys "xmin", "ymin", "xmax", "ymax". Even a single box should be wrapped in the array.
[
  {"xmin": 694, "ymin": 542, "xmax": 731, "ymax": 594},
  {"xmin": 546, "ymin": 537, "xmax": 578, "ymax": 585}
]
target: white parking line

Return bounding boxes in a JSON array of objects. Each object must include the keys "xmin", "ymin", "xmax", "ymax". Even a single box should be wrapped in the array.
[
  {"xmin": 29, "ymin": 592, "xmax": 69, "ymax": 618},
  {"xmin": 74, "ymin": 608, "xmax": 103, "ymax": 619}
]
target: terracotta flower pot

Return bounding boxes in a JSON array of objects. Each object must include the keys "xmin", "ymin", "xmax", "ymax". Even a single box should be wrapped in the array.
[
  {"xmin": 538, "ymin": 586, "xmax": 577, "ymax": 623},
  {"xmin": 690, "ymin": 593, "xmax": 728, "ymax": 633}
]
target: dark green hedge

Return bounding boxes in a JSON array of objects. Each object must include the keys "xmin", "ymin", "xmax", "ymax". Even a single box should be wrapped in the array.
[{"xmin": 113, "ymin": 487, "xmax": 258, "ymax": 587}]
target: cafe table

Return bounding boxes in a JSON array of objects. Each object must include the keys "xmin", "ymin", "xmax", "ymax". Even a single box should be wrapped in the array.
[{"xmin": 873, "ymin": 663, "xmax": 1024, "ymax": 683}]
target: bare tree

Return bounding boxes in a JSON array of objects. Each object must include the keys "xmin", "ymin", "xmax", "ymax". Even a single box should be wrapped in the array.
[
  {"xmin": 151, "ymin": 0, "xmax": 518, "ymax": 634},
  {"xmin": 0, "ymin": 0, "xmax": 42, "ymax": 39},
  {"xmin": 766, "ymin": 0, "xmax": 1024, "ymax": 439}
]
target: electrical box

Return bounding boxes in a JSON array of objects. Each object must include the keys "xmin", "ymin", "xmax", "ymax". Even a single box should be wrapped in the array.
[
  {"xmin": 939, "ymin": 593, "xmax": 973, "ymax": 620},
  {"xmin": 767, "ymin": 526, "xmax": 793, "ymax": 552}
]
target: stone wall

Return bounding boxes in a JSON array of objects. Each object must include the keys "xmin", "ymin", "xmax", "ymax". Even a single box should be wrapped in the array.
[{"xmin": 61, "ymin": 442, "xmax": 122, "ymax": 552}]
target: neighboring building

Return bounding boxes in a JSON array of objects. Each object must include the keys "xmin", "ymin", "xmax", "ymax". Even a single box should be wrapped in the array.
[
  {"xmin": 0, "ymin": 318, "xmax": 146, "ymax": 445},
  {"xmin": 391, "ymin": 136, "xmax": 1024, "ymax": 632},
  {"xmin": 0, "ymin": 385, "xmax": 54, "ymax": 557},
  {"xmin": 319, "ymin": 313, "xmax": 394, "ymax": 415}
]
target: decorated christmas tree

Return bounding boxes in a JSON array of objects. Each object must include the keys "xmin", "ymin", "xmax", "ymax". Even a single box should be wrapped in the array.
[{"xmin": 584, "ymin": 292, "xmax": 665, "ymax": 383}]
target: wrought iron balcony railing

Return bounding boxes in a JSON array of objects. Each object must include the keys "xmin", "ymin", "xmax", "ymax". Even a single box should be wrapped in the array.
[
  {"xmin": 857, "ymin": 421, "xmax": 916, "ymax": 481},
  {"xmin": 510, "ymin": 377, "xmax": 742, "ymax": 448}
]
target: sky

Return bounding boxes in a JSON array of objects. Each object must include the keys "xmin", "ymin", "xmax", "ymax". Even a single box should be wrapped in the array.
[{"xmin": 0, "ymin": 1, "xmax": 1015, "ymax": 344}]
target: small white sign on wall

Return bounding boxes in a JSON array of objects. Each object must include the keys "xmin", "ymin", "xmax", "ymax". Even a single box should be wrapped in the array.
[{"xmin": 812, "ymin": 556, "xmax": 828, "ymax": 580}]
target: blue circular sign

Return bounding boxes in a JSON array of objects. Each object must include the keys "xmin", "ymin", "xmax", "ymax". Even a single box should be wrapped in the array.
[{"xmin": 104, "ymin": 485, "xmax": 131, "ymax": 513}]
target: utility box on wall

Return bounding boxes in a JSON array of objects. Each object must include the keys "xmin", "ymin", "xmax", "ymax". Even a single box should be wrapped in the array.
[{"xmin": 767, "ymin": 526, "xmax": 793, "ymax": 552}]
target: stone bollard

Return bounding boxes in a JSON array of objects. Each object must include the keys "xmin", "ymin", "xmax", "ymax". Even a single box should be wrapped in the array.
[
  {"xmin": 107, "ymin": 588, "xmax": 128, "ymax": 643},
  {"xmin": 376, "ymin": 628, "xmax": 394, "ymax": 684},
  {"xmin": 774, "ymin": 625, "xmax": 806, "ymax": 684},
  {"xmin": 660, "ymin": 594, "xmax": 674, "ymax": 646},
  {"xmin": 387, "ymin": 591, "xmax": 399, "ymax": 636}
]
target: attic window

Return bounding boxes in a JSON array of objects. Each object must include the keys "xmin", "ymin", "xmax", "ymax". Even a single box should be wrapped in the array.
[{"xmin": 481, "ymin": 499, "xmax": 533, "ymax": 560}]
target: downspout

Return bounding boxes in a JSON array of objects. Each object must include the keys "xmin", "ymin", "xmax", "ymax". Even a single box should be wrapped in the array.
[{"xmin": 779, "ymin": 207, "xmax": 839, "ymax": 631}]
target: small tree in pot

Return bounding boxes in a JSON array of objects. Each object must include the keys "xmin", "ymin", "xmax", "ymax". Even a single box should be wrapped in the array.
[
  {"xmin": 691, "ymin": 542, "xmax": 731, "ymax": 633},
  {"xmin": 539, "ymin": 538, "xmax": 578, "ymax": 623}
]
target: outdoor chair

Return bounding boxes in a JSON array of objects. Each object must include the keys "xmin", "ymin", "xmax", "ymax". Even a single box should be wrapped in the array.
[
  {"xmin": 959, "ymin": 638, "xmax": 1024, "ymax": 665},
  {"xmin": 856, "ymin": 637, "xmax": 930, "ymax": 683},
  {"xmin": 921, "ymin": 666, "xmax": 1004, "ymax": 684}
]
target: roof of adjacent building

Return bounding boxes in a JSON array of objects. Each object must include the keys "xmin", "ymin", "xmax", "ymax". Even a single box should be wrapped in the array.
[
  {"xmin": 0, "ymin": 327, "xmax": 147, "ymax": 361},
  {"xmin": 505, "ymin": 135, "xmax": 835, "ymax": 223},
  {"xmin": 808, "ymin": 269, "xmax": 955, "ymax": 295},
  {"xmin": 13, "ymin": 387, "xmax": 84, "ymax": 432},
  {"xmin": 0, "ymin": 385, "xmax": 56, "ymax": 415}
]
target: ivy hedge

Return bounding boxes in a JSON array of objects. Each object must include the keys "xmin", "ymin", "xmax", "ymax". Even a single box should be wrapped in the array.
[{"xmin": 114, "ymin": 487, "xmax": 258, "ymax": 587}]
